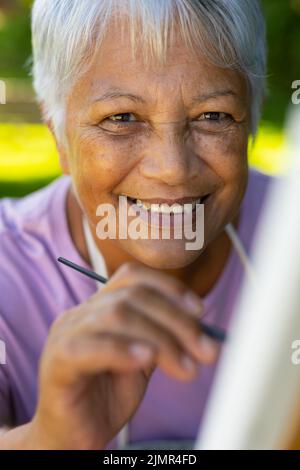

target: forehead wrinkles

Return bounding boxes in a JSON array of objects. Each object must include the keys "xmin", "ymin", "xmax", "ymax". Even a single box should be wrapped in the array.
[
  {"xmin": 73, "ymin": 16, "xmax": 247, "ymax": 111},
  {"xmin": 70, "ymin": 32, "xmax": 247, "ymax": 120},
  {"xmin": 143, "ymin": 77, "xmax": 187, "ymax": 114}
]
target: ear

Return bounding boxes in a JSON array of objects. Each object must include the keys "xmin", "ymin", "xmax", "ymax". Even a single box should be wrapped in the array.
[{"xmin": 40, "ymin": 101, "xmax": 71, "ymax": 175}]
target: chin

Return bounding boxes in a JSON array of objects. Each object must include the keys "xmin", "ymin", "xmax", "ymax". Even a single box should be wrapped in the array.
[{"xmin": 118, "ymin": 237, "xmax": 205, "ymax": 269}]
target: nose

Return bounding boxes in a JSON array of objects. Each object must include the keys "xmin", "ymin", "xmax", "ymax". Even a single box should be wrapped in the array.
[{"xmin": 139, "ymin": 125, "xmax": 200, "ymax": 186}]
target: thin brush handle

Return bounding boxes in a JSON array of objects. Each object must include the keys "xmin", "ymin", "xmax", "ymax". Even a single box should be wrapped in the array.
[
  {"xmin": 58, "ymin": 257, "xmax": 108, "ymax": 284},
  {"xmin": 58, "ymin": 256, "xmax": 227, "ymax": 343}
]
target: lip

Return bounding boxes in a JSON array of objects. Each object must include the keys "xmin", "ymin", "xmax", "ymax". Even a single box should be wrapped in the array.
[
  {"xmin": 120, "ymin": 195, "xmax": 210, "ymax": 205},
  {"xmin": 118, "ymin": 194, "xmax": 211, "ymax": 230}
]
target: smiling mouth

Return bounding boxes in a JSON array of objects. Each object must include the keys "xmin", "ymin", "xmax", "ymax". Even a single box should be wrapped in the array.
[{"xmin": 122, "ymin": 194, "xmax": 211, "ymax": 214}]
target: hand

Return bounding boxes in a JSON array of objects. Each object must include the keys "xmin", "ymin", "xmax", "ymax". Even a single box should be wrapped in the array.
[{"xmin": 30, "ymin": 262, "xmax": 220, "ymax": 449}]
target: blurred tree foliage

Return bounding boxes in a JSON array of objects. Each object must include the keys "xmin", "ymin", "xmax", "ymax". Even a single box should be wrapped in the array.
[
  {"xmin": 0, "ymin": 0, "xmax": 299, "ymax": 127},
  {"xmin": 262, "ymin": 0, "xmax": 300, "ymax": 126},
  {"xmin": 0, "ymin": 0, "xmax": 33, "ymax": 77}
]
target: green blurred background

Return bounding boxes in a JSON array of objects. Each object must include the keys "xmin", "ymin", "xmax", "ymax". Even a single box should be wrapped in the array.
[{"xmin": 0, "ymin": 0, "xmax": 299, "ymax": 198}]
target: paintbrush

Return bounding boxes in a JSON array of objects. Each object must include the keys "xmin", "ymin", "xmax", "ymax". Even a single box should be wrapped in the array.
[{"xmin": 57, "ymin": 256, "xmax": 226, "ymax": 343}]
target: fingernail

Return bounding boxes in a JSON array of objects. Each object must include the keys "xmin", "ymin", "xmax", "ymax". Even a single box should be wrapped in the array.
[
  {"xmin": 181, "ymin": 354, "xmax": 197, "ymax": 372},
  {"xmin": 130, "ymin": 343, "xmax": 153, "ymax": 360},
  {"xmin": 198, "ymin": 335, "xmax": 219, "ymax": 358},
  {"xmin": 182, "ymin": 291, "xmax": 203, "ymax": 315}
]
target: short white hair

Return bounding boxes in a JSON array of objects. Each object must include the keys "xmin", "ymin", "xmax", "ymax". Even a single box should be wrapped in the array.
[{"xmin": 31, "ymin": 0, "xmax": 267, "ymax": 143}]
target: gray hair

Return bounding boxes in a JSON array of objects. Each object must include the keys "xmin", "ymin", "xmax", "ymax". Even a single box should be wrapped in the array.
[{"xmin": 31, "ymin": 0, "xmax": 267, "ymax": 143}]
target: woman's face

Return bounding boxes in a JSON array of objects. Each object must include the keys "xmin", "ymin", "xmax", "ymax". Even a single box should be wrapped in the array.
[{"xmin": 61, "ymin": 20, "xmax": 250, "ymax": 269}]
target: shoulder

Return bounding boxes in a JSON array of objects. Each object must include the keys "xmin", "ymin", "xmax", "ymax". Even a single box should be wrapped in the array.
[
  {"xmin": 242, "ymin": 167, "xmax": 277, "ymax": 215},
  {"xmin": 0, "ymin": 176, "xmax": 71, "ymax": 312},
  {"xmin": 0, "ymin": 175, "xmax": 70, "ymax": 239},
  {"xmin": 240, "ymin": 167, "xmax": 278, "ymax": 252},
  {"xmin": 247, "ymin": 166, "xmax": 276, "ymax": 198},
  {"xmin": 0, "ymin": 176, "xmax": 70, "ymax": 264}
]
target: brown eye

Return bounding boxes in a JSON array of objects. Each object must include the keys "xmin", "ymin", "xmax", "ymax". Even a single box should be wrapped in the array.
[
  {"xmin": 193, "ymin": 111, "xmax": 234, "ymax": 133},
  {"xmin": 107, "ymin": 113, "xmax": 137, "ymax": 123},
  {"xmin": 98, "ymin": 112, "xmax": 141, "ymax": 133},
  {"xmin": 199, "ymin": 112, "xmax": 229, "ymax": 121}
]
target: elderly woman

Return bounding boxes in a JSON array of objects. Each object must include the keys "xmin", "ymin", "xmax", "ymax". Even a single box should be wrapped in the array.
[{"xmin": 0, "ymin": 0, "xmax": 272, "ymax": 450}]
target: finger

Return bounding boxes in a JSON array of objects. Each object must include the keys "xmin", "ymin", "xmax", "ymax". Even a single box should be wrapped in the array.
[
  {"xmin": 100, "ymin": 262, "xmax": 204, "ymax": 317},
  {"xmin": 81, "ymin": 284, "xmax": 220, "ymax": 365},
  {"xmin": 124, "ymin": 285, "xmax": 220, "ymax": 365},
  {"xmin": 50, "ymin": 333, "xmax": 156, "ymax": 385},
  {"xmin": 53, "ymin": 332, "xmax": 197, "ymax": 385},
  {"xmin": 80, "ymin": 303, "xmax": 200, "ymax": 379}
]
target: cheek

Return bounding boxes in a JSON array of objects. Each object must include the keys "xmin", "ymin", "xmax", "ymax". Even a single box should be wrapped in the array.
[
  {"xmin": 69, "ymin": 130, "xmax": 134, "ymax": 186},
  {"xmin": 66, "ymin": 128, "xmax": 144, "ymax": 213},
  {"xmin": 194, "ymin": 129, "xmax": 248, "ymax": 225},
  {"xmin": 193, "ymin": 127, "xmax": 248, "ymax": 188}
]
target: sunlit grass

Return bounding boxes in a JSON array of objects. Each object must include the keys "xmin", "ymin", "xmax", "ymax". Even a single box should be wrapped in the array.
[
  {"xmin": 0, "ymin": 122, "xmax": 289, "ymax": 188},
  {"xmin": 249, "ymin": 123, "xmax": 289, "ymax": 175},
  {"xmin": 0, "ymin": 123, "xmax": 60, "ymax": 181}
]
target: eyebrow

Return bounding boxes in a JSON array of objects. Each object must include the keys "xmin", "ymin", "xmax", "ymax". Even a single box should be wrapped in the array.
[
  {"xmin": 92, "ymin": 88, "xmax": 239, "ymax": 105},
  {"xmin": 191, "ymin": 89, "xmax": 238, "ymax": 104},
  {"xmin": 93, "ymin": 90, "xmax": 146, "ymax": 104}
]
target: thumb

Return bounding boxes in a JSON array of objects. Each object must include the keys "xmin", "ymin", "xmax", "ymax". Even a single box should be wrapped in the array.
[{"xmin": 141, "ymin": 361, "xmax": 158, "ymax": 381}]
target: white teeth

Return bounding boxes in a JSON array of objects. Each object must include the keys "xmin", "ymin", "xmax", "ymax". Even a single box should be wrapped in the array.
[
  {"xmin": 160, "ymin": 203, "xmax": 171, "ymax": 214},
  {"xmin": 184, "ymin": 204, "xmax": 193, "ymax": 214},
  {"xmin": 171, "ymin": 203, "xmax": 184, "ymax": 214},
  {"xmin": 133, "ymin": 197, "xmax": 202, "ymax": 213},
  {"xmin": 150, "ymin": 204, "xmax": 160, "ymax": 213},
  {"xmin": 136, "ymin": 199, "xmax": 151, "ymax": 210}
]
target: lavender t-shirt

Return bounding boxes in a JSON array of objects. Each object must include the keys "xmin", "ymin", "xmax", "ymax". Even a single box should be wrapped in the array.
[{"xmin": 0, "ymin": 168, "xmax": 273, "ymax": 448}]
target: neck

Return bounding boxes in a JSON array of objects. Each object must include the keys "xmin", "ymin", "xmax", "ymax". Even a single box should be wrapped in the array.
[{"xmin": 66, "ymin": 183, "xmax": 239, "ymax": 297}]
